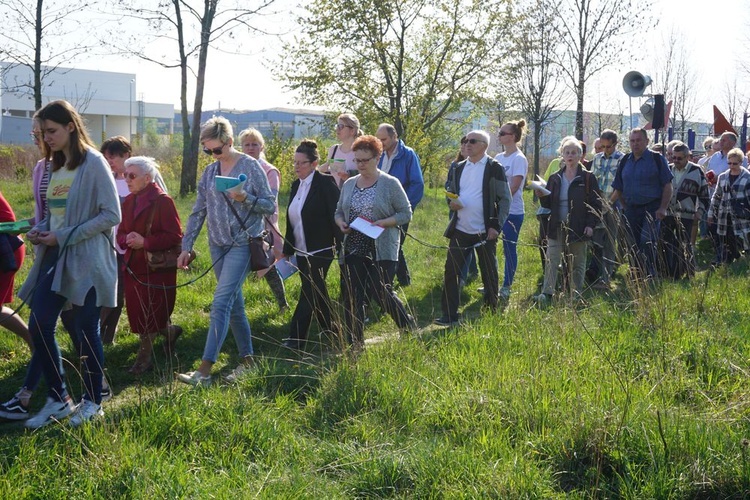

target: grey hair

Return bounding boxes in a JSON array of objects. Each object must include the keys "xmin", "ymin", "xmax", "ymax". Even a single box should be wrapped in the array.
[
  {"xmin": 558, "ymin": 135, "xmax": 582, "ymax": 156},
  {"xmin": 468, "ymin": 129, "xmax": 491, "ymax": 146},
  {"xmin": 125, "ymin": 156, "xmax": 160, "ymax": 182}
]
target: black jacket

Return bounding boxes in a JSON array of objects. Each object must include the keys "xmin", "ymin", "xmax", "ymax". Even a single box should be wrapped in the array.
[
  {"xmin": 283, "ymin": 171, "xmax": 342, "ymax": 256},
  {"xmin": 540, "ymin": 163, "xmax": 601, "ymax": 242}
]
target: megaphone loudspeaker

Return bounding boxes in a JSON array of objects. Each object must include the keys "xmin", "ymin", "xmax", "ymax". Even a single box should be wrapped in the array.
[{"xmin": 623, "ymin": 71, "xmax": 652, "ymax": 97}]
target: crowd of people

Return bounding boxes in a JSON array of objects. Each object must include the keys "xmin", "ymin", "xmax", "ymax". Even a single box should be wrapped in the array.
[{"xmin": 0, "ymin": 98, "xmax": 748, "ymax": 428}]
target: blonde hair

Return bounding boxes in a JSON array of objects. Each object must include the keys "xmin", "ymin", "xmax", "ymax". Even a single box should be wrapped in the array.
[
  {"xmin": 338, "ymin": 113, "xmax": 363, "ymax": 137},
  {"xmin": 200, "ymin": 116, "xmax": 234, "ymax": 144},
  {"xmin": 238, "ymin": 127, "xmax": 264, "ymax": 148}
]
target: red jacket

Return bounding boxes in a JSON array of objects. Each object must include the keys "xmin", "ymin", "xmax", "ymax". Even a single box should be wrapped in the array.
[{"xmin": 116, "ymin": 183, "xmax": 182, "ymax": 274}]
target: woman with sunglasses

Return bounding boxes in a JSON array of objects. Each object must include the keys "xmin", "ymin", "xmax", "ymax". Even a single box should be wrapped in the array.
[
  {"xmin": 707, "ymin": 147, "xmax": 750, "ymax": 265},
  {"xmin": 238, "ymin": 128, "xmax": 288, "ymax": 312},
  {"xmin": 177, "ymin": 117, "xmax": 275, "ymax": 386},
  {"xmin": 495, "ymin": 119, "xmax": 528, "ymax": 301},
  {"xmin": 18, "ymin": 100, "xmax": 120, "ymax": 428},
  {"xmin": 335, "ymin": 135, "xmax": 415, "ymax": 350},
  {"xmin": 116, "ymin": 157, "xmax": 183, "ymax": 374},
  {"xmin": 320, "ymin": 113, "xmax": 363, "ymax": 187}
]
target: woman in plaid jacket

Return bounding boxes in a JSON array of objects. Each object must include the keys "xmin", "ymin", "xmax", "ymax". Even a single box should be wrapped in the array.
[{"xmin": 707, "ymin": 148, "xmax": 750, "ymax": 264}]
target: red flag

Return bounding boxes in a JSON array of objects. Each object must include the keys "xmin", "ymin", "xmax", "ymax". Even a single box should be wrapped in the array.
[{"xmin": 713, "ymin": 106, "xmax": 737, "ymax": 135}]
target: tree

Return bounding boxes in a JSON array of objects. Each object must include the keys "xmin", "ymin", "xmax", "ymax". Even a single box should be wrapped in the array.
[
  {"xmin": 502, "ymin": 0, "xmax": 568, "ymax": 178},
  {"xmin": 555, "ymin": 0, "xmax": 653, "ymax": 139},
  {"xmin": 279, "ymin": 0, "xmax": 513, "ymax": 144},
  {"xmin": 112, "ymin": 0, "xmax": 275, "ymax": 195},
  {"xmin": 721, "ymin": 76, "xmax": 749, "ymax": 130},
  {"xmin": 0, "ymin": 0, "xmax": 98, "ymax": 111},
  {"xmin": 650, "ymin": 28, "xmax": 699, "ymax": 140}
]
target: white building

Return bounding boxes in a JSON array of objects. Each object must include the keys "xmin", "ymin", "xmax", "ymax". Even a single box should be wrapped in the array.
[{"xmin": 0, "ymin": 63, "xmax": 175, "ymax": 144}]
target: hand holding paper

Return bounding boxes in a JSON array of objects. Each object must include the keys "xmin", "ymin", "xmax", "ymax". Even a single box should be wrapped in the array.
[{"xmin": 349, "ymin": 217, "xmax": 385, "ymax": 239}]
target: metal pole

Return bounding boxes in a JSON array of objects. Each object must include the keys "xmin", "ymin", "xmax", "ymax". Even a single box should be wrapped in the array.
[{"xmin": 129, "ymin": 79, "xmax": 134, "ymax": 140}]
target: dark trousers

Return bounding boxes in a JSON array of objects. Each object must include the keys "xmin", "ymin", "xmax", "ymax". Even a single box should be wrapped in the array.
[
  {"xmin": 396, "ymin": 223, "xmax": 411, "ymax": 285},
  {"xmin": 709, "ymin": 217, "xmax": 743, "ymax": 264},
  {"xmin": 28, "ymin": 248, "xmax": 104, "ymax": 404},
  {"xmin": 99, "ymin": 253, "xmax": 124, "ymax": 344},
  {"xmin": 341, "ymin": 255, "xmax": 412, "ymax": 347},
  {"xmin": 441, "ymin": 230, "xmax": 498, "ymax": 320},
  {"xmin": 622, "ymin": 200, "xmax": 661, "ymax": 278},
  {"xmin": 288, "ymin": 252, "xmax": 335, "ymax": 346},
  {"xmin": 661, "ymin": 216, "xmax": 694, "ymax": 279}
]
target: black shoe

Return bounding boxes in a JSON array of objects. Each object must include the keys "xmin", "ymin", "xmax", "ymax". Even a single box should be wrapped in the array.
[
  {"xmin": 282, "ymin": 338, "xmax": 303, "ymax": 350},
  {"xmin": 433, "ymin": 316, "xmax": 460, "ymax": 327}
]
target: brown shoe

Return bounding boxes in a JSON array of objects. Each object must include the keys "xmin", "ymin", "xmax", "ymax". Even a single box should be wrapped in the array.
[{"xmin": 129, "ymin": 333, "xmax": 155, "ymax": 375}]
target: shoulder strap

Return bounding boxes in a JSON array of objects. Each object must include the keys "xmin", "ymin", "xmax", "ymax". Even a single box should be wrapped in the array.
[
  {"xmin": 145, "ymin": 201, "xmax": 158, "ymax": 237},
  {"xmin": 331, "ymin": 144, "xmax": 339, "ymax": 160},
  {"xmin": 222, "ymin": 193, "xmax": 256, "ymax": 231}
]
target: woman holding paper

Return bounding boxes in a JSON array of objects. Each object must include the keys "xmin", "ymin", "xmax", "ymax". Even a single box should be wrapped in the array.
[
  {"xmin": 534, "ymin": 136, "xmax": 601, "ymax": 304},
  {"xmin": 320, "ymin": 113, "xmax": 362, "ymax": 187},
  {"xmin": 335, "ymin": 135, "xmax": 416, "ymax": 349},
  {"xmin": 238, "ymin": 128, "xmax": 288, "ymax": 312},
  {"xmin": 176, "ymin": 117, "xmax": 275, "ymax": 385},
  {"xmin": 282, "ymin": 139, "xmax": 342, "ymax": 350}
]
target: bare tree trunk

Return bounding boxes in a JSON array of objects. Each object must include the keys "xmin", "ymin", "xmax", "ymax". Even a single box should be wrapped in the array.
[
  {"xmin": 533, "ymin": 119, "xmax": 542, "ymax": 177},
  {"xmin": 575, "ymin": 66, "xmax": 585, "ymax": 140}
]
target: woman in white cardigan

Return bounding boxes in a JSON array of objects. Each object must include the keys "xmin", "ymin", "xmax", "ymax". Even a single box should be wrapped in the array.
[
  {"xmin": 335, "ymin": 135, "xmax": 416, "ymax": 349},
  {"xmin": 20, "ymin": 100, "xmax": 121, "ymax": 429}
]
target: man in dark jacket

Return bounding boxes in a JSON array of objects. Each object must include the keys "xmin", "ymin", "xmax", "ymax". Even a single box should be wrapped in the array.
[{"xmin": 435, "ymin": 130, "xmax": 511, "ymax": 326}]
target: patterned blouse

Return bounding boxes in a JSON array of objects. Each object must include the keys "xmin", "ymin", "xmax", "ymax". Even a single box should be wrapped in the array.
[{"xmin": 345, "ymin": 182, "xmax": 378, "ymax": 258}]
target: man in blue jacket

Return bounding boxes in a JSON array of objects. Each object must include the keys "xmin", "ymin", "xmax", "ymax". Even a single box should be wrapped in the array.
[{"xmin": 376, "ymin": 123, "xmax": 425, "ymax": 287}]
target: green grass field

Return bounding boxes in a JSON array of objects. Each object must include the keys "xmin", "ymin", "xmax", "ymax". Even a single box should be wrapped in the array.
[{"xmin": 1, "ymin": 175, "xmax": 749, "ymax": 498}]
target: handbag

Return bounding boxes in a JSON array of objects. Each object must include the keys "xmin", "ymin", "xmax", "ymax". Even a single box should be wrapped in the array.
[
  {"xmin": 222, "ymin": 193, "xmax": 275, "ymax": 271},
  {"xmin": 248, "ymin": 230, "xmax": 275, "ymax": 271},
  {"xmin": 144, "ymin": 201, "xmax": 185, "ymax": 271}
]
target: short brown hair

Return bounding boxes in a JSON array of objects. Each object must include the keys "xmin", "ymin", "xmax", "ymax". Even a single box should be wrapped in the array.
[
  {"xmin": 100, "ymin": 136, "xmax": 132, "ymax": 157},
  {"xmin": 352, "ymin": 135, "xmax": 383, "ymax": 158}
]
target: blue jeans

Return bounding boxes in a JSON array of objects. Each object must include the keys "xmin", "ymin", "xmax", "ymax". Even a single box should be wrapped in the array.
[
  {"xmin": 623, "ymin": 200, "xmax": 661, "ymax": 278},
  {"xmin": 203, "ymin": 244, "xmax": 254, "ymax": 363},
  {"xmin": 27, "ymin": 247, "xmax": 104, "ymax": 403},
  {"xmin": 501, "ymin": 213, "xmax": 524, "ymax": 288}
]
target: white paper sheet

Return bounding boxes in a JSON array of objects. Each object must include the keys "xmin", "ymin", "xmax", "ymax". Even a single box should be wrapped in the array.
[{"xmin": 349, "ymin": 217, "xmax": 385, "ymax": 239}]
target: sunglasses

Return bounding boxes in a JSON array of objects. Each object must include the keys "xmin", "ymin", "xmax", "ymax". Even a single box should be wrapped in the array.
[
  {"xmin": 461, "ymin": 138, "xmax": 486, "ymax": 145},
  {"xmin": 125, "ymin": 172, "xmax": 141, "ymax": 180},
  {"xmin": 727, "ymin": 161, "xmax": 741, "ymax": 166},
  {"xmin": 498, "ymin": 131, "xmax": 513, "ymax": 137},
  {"xmin": 203, "ymin": 144, "xmax": 225, "ymax": 155}
]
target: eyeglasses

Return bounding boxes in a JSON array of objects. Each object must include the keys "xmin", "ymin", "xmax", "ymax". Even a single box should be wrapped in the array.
[
  {"xmin": 336, "ymin": 124, "xmax": 351, "ymax": 130},
  {"xmin": 498, "ymin": 131, "xmax": 513, "ymax": 137},
  {"xmin": 461, "ymin": 138, "xmax": 486, "ymax": 145},
  {"xmin": 353, "ymin": 157, "xmax": 375, "ymax": 165},
  {"xmin": 727, "ymin": 161, "xmax": 741, "ymax": 166},
  {"xmin": 293, "ymin": 160, "xmax": 311, "ymax": 167},
  {"xmin": 125, "ymin": 172, "xmax": 142, "ymax": 180},
  {"xmin": 202, "ymin": 144, "xmax": 225, "ymax": 155},
  {"xmin": 30, "ymin": 133, "xmax": 41, "ymax": 140}
]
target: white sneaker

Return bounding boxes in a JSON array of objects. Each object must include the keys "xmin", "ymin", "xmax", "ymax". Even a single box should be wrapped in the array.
[
  {"xmin": 224, "ymin": 363, "xmax": 256, "ymax": 383},
  {"xmin": 69, "ymin": 400, "xmax": 104, "ymax": 428},
  {"xmin": 177, "ymin": 371, "xmax": 211, "ymax": 387},
  {"xmin": 24, "ymin": 396, "xmax": 75, "ymax": 429}
]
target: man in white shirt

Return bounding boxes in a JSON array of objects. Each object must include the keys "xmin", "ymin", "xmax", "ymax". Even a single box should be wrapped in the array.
[{"xmin": 435, "ymin": 130, "xmax": 511, "ymax": 326}]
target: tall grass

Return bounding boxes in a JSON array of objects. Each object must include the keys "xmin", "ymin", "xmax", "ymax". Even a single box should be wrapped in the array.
[{"xmin": 0, "ymin": 174, "xmax": 749, "ymax": 496}]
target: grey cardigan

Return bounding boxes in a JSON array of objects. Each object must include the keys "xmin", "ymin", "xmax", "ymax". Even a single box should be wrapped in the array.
[
  {"xmin": 19, "ymin": 148, "xmax": 121, "ymax": 307},
  {"xmin": 335, "ymin": 171, "xmax": 412, "ymax": 263}
]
